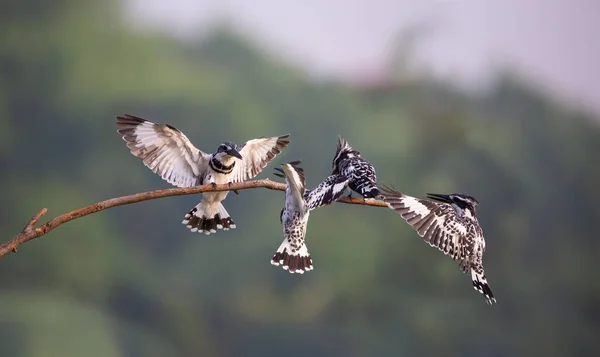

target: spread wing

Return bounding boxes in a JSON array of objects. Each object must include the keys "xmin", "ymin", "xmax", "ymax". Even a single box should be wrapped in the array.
[
  {"xmin": 380, "ymin": 186, "xmax": 468, "ymax": 261},
  {"xmin": 116, "ymin": 114, "xmax": 208, "ymax": 188},
  {"xmin": 230, "ymin": 134, "xmax": 290, "ymax": 183},
  {"xmin": 304, "ymin": 174, "xmax": 349, "ymax": 210}
]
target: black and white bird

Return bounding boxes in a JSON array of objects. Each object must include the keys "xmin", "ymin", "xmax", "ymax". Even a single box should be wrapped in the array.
[
  {"xmin": 332, "ymin": 136, "xmax": 380, "ymax": 199},
  {"xmin": 116, "ymin": 114, "xmax": 290, "ymax": 235},
  {"xmin": 271, "ymin": 161, "xmax": 349, "ymax": 274},
  {"xmin": 380, "ymin": 187, "xmax": 496, "ymax": 305}
]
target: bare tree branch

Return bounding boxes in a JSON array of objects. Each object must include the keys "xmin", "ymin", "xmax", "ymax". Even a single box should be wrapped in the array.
[{"xmin": 2, "ymin": 179, "xmax": 389, "ymax": 259}]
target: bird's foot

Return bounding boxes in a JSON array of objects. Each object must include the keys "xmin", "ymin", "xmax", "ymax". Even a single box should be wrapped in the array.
[{"xmin": 228, "ymin": 182, "xmax": 239, "ymax": 194}]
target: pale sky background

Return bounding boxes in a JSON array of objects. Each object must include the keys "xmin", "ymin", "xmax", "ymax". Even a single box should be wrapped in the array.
[{"xmin": 126, "ymin": 0, "xmax": 599, "ymax": 117}]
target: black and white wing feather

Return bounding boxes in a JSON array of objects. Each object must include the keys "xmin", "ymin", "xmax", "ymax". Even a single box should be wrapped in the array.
[
  {"xmin": 230, "ymin": 134, "xmax": 290, "ymax": 183},
  {"xmin": 347, "ymin": 161, "xmax": 379, "ymax": 198},
  {"xmin": 116, "ymin": 114, "xmax": 207, "ymax": 188},
  {"xmin": 305, "ymin": 175, "xmax": 349, "ymax": 210},
  {"xmin": 380, "ymin": 186, "xmax": 467, "ymax": 260}
]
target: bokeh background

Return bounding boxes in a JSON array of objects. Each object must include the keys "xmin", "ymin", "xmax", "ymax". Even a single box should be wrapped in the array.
[{"xmin": 1, "ymin": 0, "xmax": 599, "ymax": 356}]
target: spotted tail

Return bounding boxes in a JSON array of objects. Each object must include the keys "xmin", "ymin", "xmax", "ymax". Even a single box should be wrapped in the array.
[{"xmin": 271, "ymin": 239, "xmax": 313, "ymax": 274}]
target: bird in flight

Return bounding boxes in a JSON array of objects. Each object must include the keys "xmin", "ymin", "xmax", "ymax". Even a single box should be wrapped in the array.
[
  {"xmin": 116, "ymin": 114, "xmax": 289, "ymax": 235},
  {"xmin": 331, "ymin": 136, "xmax": 379, "ymax": 199},
  {"xmin": 380, "ymin": 187, "xmax": 496, "ymax": 304},
  {"xmin": 271, "ymin": 161, "xmax": 349, "ymax": 274}
]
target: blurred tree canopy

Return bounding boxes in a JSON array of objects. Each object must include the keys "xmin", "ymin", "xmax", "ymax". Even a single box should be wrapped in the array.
[{"xmin": 0, "ymin": 1, "xmax": 598, "ymax": 356}]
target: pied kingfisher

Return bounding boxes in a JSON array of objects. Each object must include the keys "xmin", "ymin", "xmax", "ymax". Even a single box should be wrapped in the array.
[
  {"xmin": 271, "ymin": 161, "xmax": 349, "ymax": 274},
  {"xmin": 116, "ymin": 114, "xmax": 289, "ymax": 235},
  {"xmin": 380, "ymin": 187, "xmax": 496, "ymax": 305},
  {"xmin": 332, "ymin": 136, "xmax": 379, "ymax": 199}
]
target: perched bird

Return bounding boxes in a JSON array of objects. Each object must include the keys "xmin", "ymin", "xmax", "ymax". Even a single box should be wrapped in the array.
[
  {"xmin": 380, "ymin": 187, "xmax": 496, "ymax": 304},
  {"xmin": 116, "ymin": 114, "xmax": 290, "ymax": 235},
  {"xmin": 271, "ymin": 161, "xmax": 349, "ymax": 274},
  {"xmin": 331, "ymin": 136, "xmax": 379, "ymax": 199}
]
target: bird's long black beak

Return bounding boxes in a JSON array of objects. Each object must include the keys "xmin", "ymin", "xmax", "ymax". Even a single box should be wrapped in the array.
[
  {"xmin": 273, "ymin": 167, "xmax": 284, "ymax": 178},
  {"xmin": 426, "ymin": 193, "xmax": 452, "ymax": 203},
  {"xmin": 227, "ymin": 148, "xmax": 243, "ymax": 159}
]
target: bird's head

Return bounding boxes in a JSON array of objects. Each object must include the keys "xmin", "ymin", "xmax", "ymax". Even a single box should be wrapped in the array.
[
  {"xmin": 215, "ymin": 141, "xmax": 242, "ymax": 164},
  {"xmin": 426, "ymin": 193, "xmax": 479, "ymax": 218},
  {"xmin": 332, "ymin": 136, "xmax": 360, "ymax": 174}
]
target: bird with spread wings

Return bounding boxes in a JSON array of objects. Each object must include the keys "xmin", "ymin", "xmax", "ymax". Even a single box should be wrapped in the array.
[
  {"xmin": 116, "ymin": 114, "xmax": 289, "ymax": 235},
  {"xmin": 380, "ymin": 186, "xmax": 496, "ymax": 304}
]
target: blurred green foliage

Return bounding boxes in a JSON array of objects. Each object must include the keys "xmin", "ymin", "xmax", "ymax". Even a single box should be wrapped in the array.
[{"xmin": 1, "ymin": 1, "xmax": 599, "ymax": 356}]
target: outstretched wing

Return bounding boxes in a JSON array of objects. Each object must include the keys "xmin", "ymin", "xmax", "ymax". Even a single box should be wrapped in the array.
[
  {"xmin": 380, "ymin": 186, "xmax": 468, "ymax": 261},
  {"xmin": 304, "ymin": 174, "xmax": 349, "ymax": 210},
  {"xmin": 230, "ymin": 134, "xmax": 290, "ymax": 183},
  {"xmin": 116, "ymin": 114, "xmax": 208, "ymax": 188}
]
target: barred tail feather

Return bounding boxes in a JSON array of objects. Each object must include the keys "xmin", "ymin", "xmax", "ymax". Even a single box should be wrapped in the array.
[
  {"xmin": 471, "ymin": 270, "xmax": 497, "ymax": 305},
  {"xmin": 271, "ymin": 240, "xmax": 313, "ymax": 274},
  {"xmin": 182, "ymin": 202, "xmax": 236, "ymax": 235}
]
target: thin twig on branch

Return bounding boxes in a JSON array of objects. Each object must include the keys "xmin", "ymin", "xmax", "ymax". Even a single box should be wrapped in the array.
[{"xmin": 2, "ymin": 179, "xmax": 389, "ymax": 259}]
